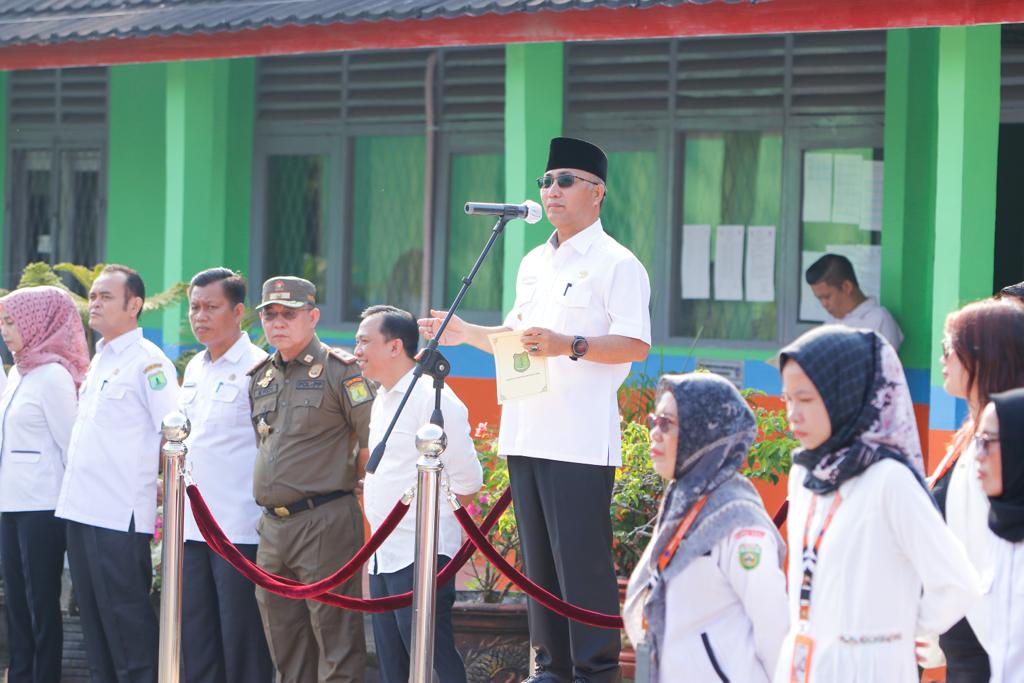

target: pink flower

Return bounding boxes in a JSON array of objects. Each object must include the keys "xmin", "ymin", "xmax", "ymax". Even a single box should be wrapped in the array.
[
  {"xmin": 478, "ymin": 494, "xmax": 489, "ymax": 505},
  {"xmin": 466, "ymin": 503, "xmax": 479, "ymax": 517}
]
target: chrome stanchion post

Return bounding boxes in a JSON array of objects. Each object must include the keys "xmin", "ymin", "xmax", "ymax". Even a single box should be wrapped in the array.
[
  {"xmin": 158, "ymin": 412, "xmax": 190, "ymax": 683},
  {"xmin": 409, "ymin": 423, "xmax": 446, "ymax": 683}
]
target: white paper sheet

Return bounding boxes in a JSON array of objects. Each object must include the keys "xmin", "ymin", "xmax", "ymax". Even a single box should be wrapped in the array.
[
  {"xmin": 859, "ymin": 161, "xmax": 884, "ymax": 232},
  {"xmin": 831, "ymin": 154, "xmax": 864, "ymax": 224},
  {"xmin": 800, "ymin": 250, "xmax": 829, "ymax": 322},
  {"xmin": 826, "ymin": 243, "xmax": 882, "ymax": 299},
  {"xmin": 801, "ymin": 153, "xmax": 833, "ymax": 223},
  {"xmin": 713, "ymin": 224, "xmax": 745, "ymax": 301},
  {"xmin": 681, "ymin": 224, "xmax": 711, "ymax": 299},
  {"xmin": 744, "ymin": 225, "xmax": 776, "ymax": 303},
  {"xmin": 488, "ymin": 331, "xmax": 549, "ymax": 404}
]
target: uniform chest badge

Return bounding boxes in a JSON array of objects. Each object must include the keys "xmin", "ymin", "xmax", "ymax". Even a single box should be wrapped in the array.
[
  {"xmin": 308, "ymin": 363, "xmax": 323, "ymax": 379},
  {"xmin": 256, "ymin": 367, "xmax": 275, "ymax": 388},
  {"xmin": 256, "ymin": 417, "xmax": 272, "ymax": 441},
  {"xmin": 578, "ymin": 270, "xmax": 588, "ymax": 279},
  {"xmin": 738, "ymin": 543, "xmax": 762, "ymax": 570},
  {"xmin": 302, "ymin": 354, "xmax": 315, "ymax": 364}
]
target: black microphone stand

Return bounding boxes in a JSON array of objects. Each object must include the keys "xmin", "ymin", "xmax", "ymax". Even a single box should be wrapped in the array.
[{"xmin": 365, "ymin": 213, "xmax": 513, "ymax": 474}]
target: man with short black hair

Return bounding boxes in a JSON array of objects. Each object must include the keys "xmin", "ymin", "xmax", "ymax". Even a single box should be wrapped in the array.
[
  {"xmin": 354, "ymin": 305, "xmax": 482, "ymax": 683},
  {"xmin": 57, "ymin": 264, "xmax": 180, "ymax": 682},
  {"xmin": 997, "ymin": 280, "xmax": 1024, "ymax": 303},
  {"xmin": 805, "ymin": 253, "xmax": 903, "ymax": 350},
  {"xmin": 179, "ymin": 267, "xmax": 273, "ymax": 683}
]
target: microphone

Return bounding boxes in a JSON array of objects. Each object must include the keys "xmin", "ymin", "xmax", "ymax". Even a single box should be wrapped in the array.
[{"xmin": 464, "ymin": 200, "xmax": 542, "ymax": 224}]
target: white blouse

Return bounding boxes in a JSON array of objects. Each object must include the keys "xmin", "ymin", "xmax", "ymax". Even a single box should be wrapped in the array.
[
  {"xmin": 774, "ymin": 460, "xmax": 982, "ymax": 683},
  {"xmin": 984, "ymin": 535, "xmax": 1024, "ymax": 683}
]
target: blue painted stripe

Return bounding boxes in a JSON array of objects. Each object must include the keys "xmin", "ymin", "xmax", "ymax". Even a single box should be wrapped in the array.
[{"xmin": 929, "ymin": 386, "xmax": 969, "ymax": 431}]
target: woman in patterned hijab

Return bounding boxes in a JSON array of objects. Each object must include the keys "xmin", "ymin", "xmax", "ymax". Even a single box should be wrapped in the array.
[{"xmin": 624, "ymin": 371, "xmax": 787, "ymax": 683}]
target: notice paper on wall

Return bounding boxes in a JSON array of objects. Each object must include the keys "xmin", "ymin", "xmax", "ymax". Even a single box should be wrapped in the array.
[
  {"xmin": 825, "ymin": 243, "xmax": 882, "ymax": 299},
  {"xmin": 801, "ymin": 153, "xmax": 833, "ymax": 223},
  {"xmin": 681, "ymin": 224, "xmax": 712, "ymax": 299},
  {"xmin": 800, "ymin": 250, "xmax": 829, "ymax": 322},
  {"xmin": 859, "ymin": 161, "xmax": 884, "ymax": 232},
  {"xmin": 714, "ymin": 224, "xmax": 745, "ymax": 301},
  {"xmin": 745, "ymin": 225, "xmax": 776, "ymax": 302},
  {"xmin": 831, "ymin": 154, "xmax": 864, "ymax": 224}
]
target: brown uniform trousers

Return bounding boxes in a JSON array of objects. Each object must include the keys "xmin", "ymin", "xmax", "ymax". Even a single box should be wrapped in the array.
[{"xmin": 248, "ymin": 335, "xmax": 375, "ymax": 683}]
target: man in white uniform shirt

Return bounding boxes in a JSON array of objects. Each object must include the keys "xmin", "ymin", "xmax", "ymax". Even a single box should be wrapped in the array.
[
  {"xmin": 355, "ymin": 305, "xmax": 482, "ymax": 683},
  {"xmin": 178, "ymin": 268, "xmax": 273, "ymax": 683},
  {"xmin": 420, "ymin": 137, "xmax": 651, "ymax": 683},
  {"xmin": 805, "ymin": 253, "xmax": 904, "ymax": 351},
  {"xmin": 57, "ymin": 264, "xmax": 180, "ymax": 683}
]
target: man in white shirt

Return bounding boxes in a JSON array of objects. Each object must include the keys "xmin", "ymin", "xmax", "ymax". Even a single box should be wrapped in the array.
[
  {"xmin": 806, "ymin": 253, "xmax": 904, "ymax": 351},
  {"xmin": 355, "ymin": 305, "xmax": 482, "ymax": 683},
  {"xmin": 420, "ymin": 137, "xmax": 651, "ymax": 683},
  {"xmin": 57, "ymin": 264, "xmax": 181, "ymax": 682},
  {"xmin": 178, "ymin": 268, "xmax": 272, "ymax": 683}
]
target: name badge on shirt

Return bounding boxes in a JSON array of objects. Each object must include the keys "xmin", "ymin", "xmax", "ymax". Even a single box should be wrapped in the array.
[{"xmin": 789, "ymin": 632, "xmax": 815, "ymax": 683}]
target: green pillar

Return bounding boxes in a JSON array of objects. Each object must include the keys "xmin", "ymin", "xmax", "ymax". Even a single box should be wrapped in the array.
[
  {"xmin": 928, "ymin": 25, "xmax": 1001, "ymax": 432},
  {"xmin": 503, "ymin": 43, "xmax": 563, "ymax": 312},
  {"xmin": 882, "ymin": 28, "xmax": 939, "ymax": 370},
  {"xmin": 0, "ymin": 72, "xmax": 8, "ymax": 277},
  {"xmin": 162, "ymin": 59, "xmax": 255, "ymax": 353},
  {"xmin": 107, "ymin": 63, "xmax": 168, "ymax": 330}
]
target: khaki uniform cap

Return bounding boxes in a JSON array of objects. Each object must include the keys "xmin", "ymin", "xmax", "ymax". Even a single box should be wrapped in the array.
[{"xmin": 257, "ymin": 276, "xmax": 317, "ymax": 310}]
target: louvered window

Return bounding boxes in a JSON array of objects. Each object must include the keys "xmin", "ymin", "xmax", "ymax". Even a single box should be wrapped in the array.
[
  {"xmin": 1003, "ymin": 25, "xmax": 1024, "ymax": 116},
  {"xmin": 9, "ymin": 67, "xmax": 107, "ymax": 129},
  {"xmin": 256, "ymin": 47, "xmax": 504, "ymax": 128},
  {"xmin": 566, "ymin": 31, "xmax": 885, "ymax": 120}
]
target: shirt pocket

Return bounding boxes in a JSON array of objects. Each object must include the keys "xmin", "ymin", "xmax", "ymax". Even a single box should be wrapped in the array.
[
  {"xmin": 96, "ymin": 384, "xmax": 130, "ymax": 422},
  {"xmin": 287, "ymin": 390, "xmax": 324, "ymax": 435},
  {"xmin": 7, "ymin": 449, "xmax": 41, "ymax": 464},
  {"xmin": 556, "ymin": 283, "xmax": 594, "ymax": 331},
  {"xmin": 211, "ymin": 384, "xmax": 248, "ymax": 424}
]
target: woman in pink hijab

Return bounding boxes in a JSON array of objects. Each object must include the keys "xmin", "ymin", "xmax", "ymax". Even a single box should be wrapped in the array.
[{"xmin": 0, "ymin": 285, "xmax": 88, "ymax": 682}]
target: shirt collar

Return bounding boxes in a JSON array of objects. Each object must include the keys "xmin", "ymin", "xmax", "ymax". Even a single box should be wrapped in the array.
[
  {"xmin": 203, "ymin": 332, "xmax": 250, "ymax": 366},
  {"xmin": 846, "ymin": 297, "xmax": 878, "ymax": 318},
  {"xmin": 547, "ymin": 218, "xmax": 603, "ymax": 255},
  {"xmin": 95, "ymin": 327, "xmax": 143, "ymax": 356},
  {"xmin": 273, "ymin": 335, "xmax": 322, "ymax": 368},
  {"xmin": 383, "ymin": 366, "xmax": 418, "ymax": 397}
]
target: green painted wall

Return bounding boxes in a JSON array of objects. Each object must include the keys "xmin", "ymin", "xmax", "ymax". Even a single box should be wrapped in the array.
[
  {"xmin": 0, "ymin": 72, "xmax": 7, "ymax": 276},
  {"xmin": 929, "ymin": 25, "xmax": 1001, "ymax": 388},
  {"xmin": 107, "ymin": 63, "xmax": 168, "ymax": 330},
  {"xmin": 224, "ymin": 59, "xmax": 255, "ymax": 275},
  {"xmin": 882, "ymin": 29, "xmax": 939, "ymax": 370},
  {"xmin": 502, "ymin": 42, "xmax": 563, "ymax": 312}
]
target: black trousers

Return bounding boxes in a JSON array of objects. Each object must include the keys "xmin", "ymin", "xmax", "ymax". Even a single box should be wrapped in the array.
[
  {"xmin": 940, "ymin": 617, "xmax": 991, "ymax": 682},
  {"xmin": 507, "ymin": 456, "xmax": 621, "ymax": 683},
  {"xmin": 182, "ymin": 541, "xmax": 274, "ymax": 683},
  {"xmin": 1, "ymin": 510, "xmax": 65, "ymax": 683},
  {"xmin": 66, "ymin": 518, "xmax": 158, "ymax": 683},
  {"xmin": 369, "ymin": 556, "xmax": 466, "ymax": 683}
]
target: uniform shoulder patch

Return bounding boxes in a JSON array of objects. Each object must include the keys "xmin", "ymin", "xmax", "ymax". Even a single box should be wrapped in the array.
[
  {"xmin": 246, "ymin": 356, "xmax": 272, "ymax": 377},
  {"xmin": 343, "ymin": 376, "xmax": 374, "ymax": 406},
  {"xmin": 329, "ymin": 347, "xmax": 357, "ymax": 364},
  {"xmin": 146, "ymin": 369, "xmax": 168, "ymax": 391},
  {"xmin": 738, "ymin": 542, "xmax": 762, "ymax": 571}
]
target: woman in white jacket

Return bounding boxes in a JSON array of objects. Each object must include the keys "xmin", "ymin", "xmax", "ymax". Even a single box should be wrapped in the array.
[
  {"xmin": 774, "ymin": 325, "xmax": 981, "ymax": 683},
  {"xmin": 0, "ymin": 286, "xmax": 89, "ymax": 682},
  {"xmin": 624, "ymin": 371, "xmax": 788, "ymax": 683},
  {"xmin": 975, "ymin": 388, "xmax": 1024, "ymax": 683}
]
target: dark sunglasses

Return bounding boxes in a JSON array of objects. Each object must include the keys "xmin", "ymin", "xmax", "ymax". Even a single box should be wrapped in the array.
[
  {"xmin": 973, "ymin": 432, "xmax": 1000, "ymax": 456},
  {"xmin": 260, "ymin": 306, "xmax": 312, "ymax": 322},
  {"xmin": 645, "ymin": 413, "xmax": 677, "ymax": 433},
  {"xmin": 535, "ymin": 173, "xmax": 600, "ymax": 190}
]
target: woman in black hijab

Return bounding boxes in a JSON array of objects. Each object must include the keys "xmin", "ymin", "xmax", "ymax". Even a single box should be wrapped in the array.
[{"xmin": 975, "ymin": 388, "xmax": 1024, "ymax": 682}]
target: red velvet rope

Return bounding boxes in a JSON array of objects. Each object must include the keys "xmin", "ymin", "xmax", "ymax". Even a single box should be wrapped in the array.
[
  {"xmin": 772, "ymin": 500, "xmax": 789, "ymax": 529},
  {"xmin": 186, "ymin": 484, "xmax": 512, "ymax": 612},
  {"xmin": 452, "ymin": 505, "xmax": 624, "ymax": 630}
]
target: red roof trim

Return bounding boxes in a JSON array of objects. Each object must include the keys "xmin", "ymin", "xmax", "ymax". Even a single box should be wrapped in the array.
[{"xmin": 0, "ymin": 0, "xmax": 1021, "ymax": 70}]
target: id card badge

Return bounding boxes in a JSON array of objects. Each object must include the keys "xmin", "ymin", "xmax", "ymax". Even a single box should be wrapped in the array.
[
  {"xmin": 789, "ymin": 632, "xmax": 815, "ymax": 683},
  {"xmin": 634, "ymin": 639, "xmax": 653, "ymax": 683}
]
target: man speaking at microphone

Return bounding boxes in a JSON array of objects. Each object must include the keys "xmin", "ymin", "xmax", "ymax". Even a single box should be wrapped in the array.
[{"xmin": 419, "ymin": 137, "xmax": 651, "ymax": 683}]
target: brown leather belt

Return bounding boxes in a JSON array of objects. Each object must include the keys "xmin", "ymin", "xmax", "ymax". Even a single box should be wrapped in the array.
[{"xmin": 264, "ymin": 490, "xmax": 350, "ymax": 518}]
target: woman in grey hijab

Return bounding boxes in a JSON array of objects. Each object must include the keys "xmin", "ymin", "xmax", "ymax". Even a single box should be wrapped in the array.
[{"xmin": 623, "ymin": 372, "xmax": 788, "ymax": 683}]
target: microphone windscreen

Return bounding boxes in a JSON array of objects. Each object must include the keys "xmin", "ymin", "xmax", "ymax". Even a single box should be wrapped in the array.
[{"xmin": 523, "ymin": 200, "xmax": 543, "ymax": 224}]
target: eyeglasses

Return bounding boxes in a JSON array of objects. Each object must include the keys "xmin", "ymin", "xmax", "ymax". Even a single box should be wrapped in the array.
[
  {"xmin": 973, "ymin": 432, "xmax": 1000, "ymax": 456},
  {"xmin": 260, "ymin": 306, "xmax": 312, "ymax": 322},
  {"xmin": 535, "ymin": 173, "xmax": 600, "ymax": 190},
  {"xmin": 646, "ymin": 413, "xmax": 677, "ymax": 433}
]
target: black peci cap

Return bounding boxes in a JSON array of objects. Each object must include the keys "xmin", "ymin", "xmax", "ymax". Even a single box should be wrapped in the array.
[{"xmin": 545, "ymin": 137, "xmax": 608, "ymax": 182}]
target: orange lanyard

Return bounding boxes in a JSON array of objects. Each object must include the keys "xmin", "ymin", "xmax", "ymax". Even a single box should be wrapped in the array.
[
  {"xmin": 657, "ymin": 495, "xmax": 709, "ymax": 572},
  {"xmin": 798, "ymin": 493, "xmax": 843, "ymax": 622}
]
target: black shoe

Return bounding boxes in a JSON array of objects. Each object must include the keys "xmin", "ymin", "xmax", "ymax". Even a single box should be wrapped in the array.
[{"xmin": 522, "ymin": 672, "xmax": 567, "ymax": 683}]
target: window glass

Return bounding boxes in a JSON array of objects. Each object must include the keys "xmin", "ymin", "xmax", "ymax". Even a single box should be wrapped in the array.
[
  {"xmin": 798, "ymin": 147, "xmax": 883, "ymax": 322},
  {"xmin": 602, "ymin": 150, "xmax": 658, "ymax": 277},
  {"xmin": 347, "ymin": 135, "xmax": 426, "ymax": 319},
  {"xmin": 446, "ymin": 152, "xmax": 504, "ymax": 311},
  {"xmin": 671, "ymin": 131, "xmax": 782, "ymax": 341},
  {"xmin": 264, "ymin": 154, "xmax": 329, "ymax": 302}
]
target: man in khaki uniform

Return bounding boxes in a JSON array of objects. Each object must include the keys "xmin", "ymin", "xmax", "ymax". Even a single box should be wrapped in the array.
[{"xmin": 248, "ymin": 276, "xmax": 374, "ymax": 683}]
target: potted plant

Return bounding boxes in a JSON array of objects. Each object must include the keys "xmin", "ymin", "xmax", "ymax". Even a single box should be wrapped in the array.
[{"xmin": 452, "ymin": 422, "xmax": 530, "ymax": 683}]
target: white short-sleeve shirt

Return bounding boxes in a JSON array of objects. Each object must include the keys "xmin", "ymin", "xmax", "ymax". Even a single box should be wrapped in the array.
[
  {"xmin": 179, "ymin": 334, "xmax": 267, "ymax": 545},
  {"xmin": 57, "ymin": 327, "xmax": 181, "ymax": 534},
  {"xmin": 0, "ymin": 363, "xmax": 77, "ymax": 512},
  {"xmin": 365, "ymin": 367, "xmax": 483, "ymax": 574},
  {"xmin": 499, "ymin": 219, "xmax": 651, "ymax": 466}
]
